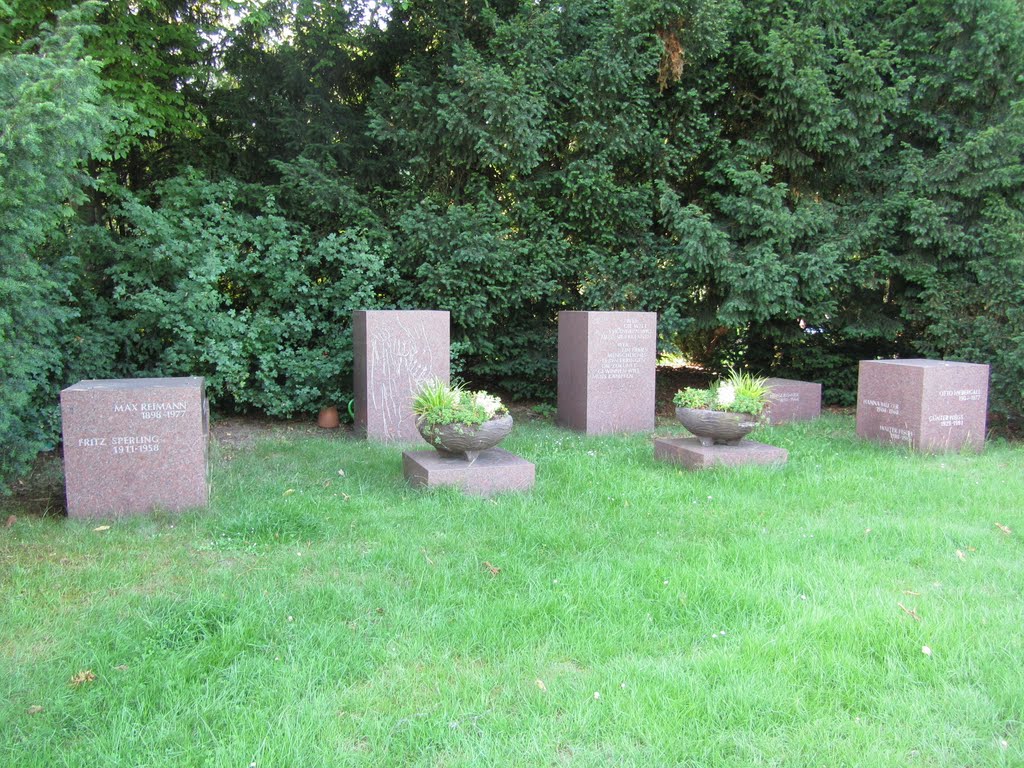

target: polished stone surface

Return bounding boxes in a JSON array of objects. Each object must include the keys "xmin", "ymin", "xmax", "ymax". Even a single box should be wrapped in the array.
[
  {"xmin": 60, "ymin": 377, "xmax": 209, "ymax": 518},
  {"xmin": 764, "ymin": 378, "xmax": 822, "ymax": 425},
  {"xmin": 557, "ymin": 311, "xmax": 657, "ymax": 434},
  {"xmin": 402, "ymin": 447, "xmax": 535, "ymax": 496},
  {"xmin": 653, "ymin": 437, "xmax": 788, "ymax": 470},
  {"xmin": 353, "ymin": 310, "xmax": 449, "ymax": 442},
  {"xmin": 856, "ymin": 359, "xmax": 989, "ymax": 452}
]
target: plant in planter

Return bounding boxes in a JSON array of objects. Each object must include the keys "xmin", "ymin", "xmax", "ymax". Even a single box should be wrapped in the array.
[
  {"xmin": 672, "ymin": 370, "xmax": 770, "ymax": 447},
  {"xmin": 412, "ymin": 380, "xmax": 513, "ymax": 461}
]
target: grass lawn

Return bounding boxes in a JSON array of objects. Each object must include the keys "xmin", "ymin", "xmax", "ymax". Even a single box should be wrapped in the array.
[{"xmin": 2, "ymin": 414, "xmax": 1022, "ymax": 766}]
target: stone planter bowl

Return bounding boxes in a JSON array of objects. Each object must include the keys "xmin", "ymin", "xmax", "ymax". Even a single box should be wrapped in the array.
[
  {"xmin": 416, "ymin": 414, "xmax": 514, "ymax": 461},
  {"xmin": 675, "ymin": 407, "xmax": 759, "ymax": 447}
]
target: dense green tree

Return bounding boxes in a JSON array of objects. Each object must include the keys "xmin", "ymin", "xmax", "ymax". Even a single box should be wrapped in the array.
[
  {"xmin": 4, "ymin": 0, "xmax": 232, "ymax": 188},
  {"xmin": 0, "ymin": 3, "xmax": 113, "ymax": 493},
  {"xmin": 879, "ymin": 0, "xmax": 1024, "ymax": 421},
  {"xmin": 4, "ymin": 0, "xmax": 1024, "ymax": 492}
]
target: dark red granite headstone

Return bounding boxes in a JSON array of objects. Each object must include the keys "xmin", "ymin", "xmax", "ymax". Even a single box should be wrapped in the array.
[
  {"xmin": 402, "ymin": 448, "xmax": 535, "ymax": 496},
  {"xmin": 352, "ymin": 310, "xmax": 450, "ymax": 442},
  {"xmin": 60, "ymin": 377, "xmax": 209, "ymax": 518},
  {"xmin": 557, "ymin": 311, "xmax": 657, "ymax": 434},
  {"xmin": 856, "ymin": 359, "xmax": 989, "ymax": 452},
  {"xmin": 764, "ymin": 378, "xmax": 823, "ymax": 425}
]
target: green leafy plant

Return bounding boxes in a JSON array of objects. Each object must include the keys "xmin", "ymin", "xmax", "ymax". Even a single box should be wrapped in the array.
[
  {"xmin": 411, "ymin": 380, "xmax": 508, "ymax": 427},
  {"xmin": 673, "ymin": 369, "xmax": 770, "ymax": 415},
  {"xmin": 531, "ymin": 403, "xmax": 556, "ymax": 419}
]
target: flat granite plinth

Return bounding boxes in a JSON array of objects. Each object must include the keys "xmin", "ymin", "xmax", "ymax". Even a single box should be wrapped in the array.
[
  {"xmin": 557, "ymin": 311, "xmax": 657, "ymax": 434},
  {"xmin": 856, "ymin": 359, "xmax": 989, "ymax": 452},
  {"xmin": 60, "ymin": 377, "xmax": 209, "ymax": 518},
  {"xmin": 764, "ymin": 378, "xmax": 822, "ymax": 425},
  {"xmin": 654, "ymin": 437, "xmax": 788, "ymax": 470},
  {"xmin": 353, "ymin": 310, "xmax": 450, "ymax": 443},
  {"xmin": 402, "ymin": 448, "xmax": 535, "ymax": 496}
]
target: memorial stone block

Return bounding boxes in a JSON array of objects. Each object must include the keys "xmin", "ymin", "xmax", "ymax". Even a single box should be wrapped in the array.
[
  {"xmin": 353, "ymin": 310, "xmax": 450, "ymax": 442},
  {"xmin": 60, "ymin": 377, "xmax": 209, "ymax": 518},
  {"xmin": 557, "ymin": 311, "xmax": 657, "ymax": 434},
  {"xmin": 856, "ymin": 359, "xmax": 989, "ymax": 452},
  {"xmin": 763, "ymin": 378, "xmax": 823, "ymax": 425},
  {"xmin": 402, "ymin": 448, "xmax": 535, "ymax": 496}
]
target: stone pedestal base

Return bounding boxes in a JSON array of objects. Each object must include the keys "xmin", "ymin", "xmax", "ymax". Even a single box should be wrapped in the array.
[
  {"xmin": 654, "ymin": 437, "xmax": 788, "ymax": 470},
  {"xmin": 402, "ymin": 447, "xmax": 535, "ymax": 496}
]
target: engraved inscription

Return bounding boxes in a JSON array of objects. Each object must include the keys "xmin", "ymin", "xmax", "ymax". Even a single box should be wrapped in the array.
[
  {"xmin": 114, "ymin": 400, "xmax": 188, "ymax": 420},
  {"xmin": 369, "ymin": 320, "xmax": 436, "ymax": 435},
  {"xmin": 770, "ymin": 392, "xmax": 800, "ymax": 402},
  {"xmin": 928, "ymin": 414, "xmax": 965, "ymax": 428},
  {"xmin": 879, "ymin": 425, "xmax": 914, "ymax": 443},
  {"xmin": 593, "ymin": 317, "xmax": 652, "ymax": 381},
  {"xmin": 112, "ymin": 441, "xmax": 160, "ymax": 455},
  {"xmin": 862, "ymin": 398, "xmax": 900, "ymax": 415},
  {"xmin": 76, "ymin": 434, "xmax": 161, "ymax": 455},
  {"xmin": 938, "ymin": 388, "xmax": 982, "ymax": 402},
  {"xmin": 141, "ymin": 408, "xmax": 185, "ymax": 420}
]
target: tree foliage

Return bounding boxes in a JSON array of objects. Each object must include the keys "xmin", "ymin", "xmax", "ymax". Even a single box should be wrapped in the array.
[
  {"xmin": 0, "ymin": 3, "xmax": 112, "ymax": 493},
  {"xmin": 66, "ymin": 173, "xmax": 392, "ymax": 415},
  {"xmin": 3, "ymin": 0, "xmax": 1024, "ymax": 491}
]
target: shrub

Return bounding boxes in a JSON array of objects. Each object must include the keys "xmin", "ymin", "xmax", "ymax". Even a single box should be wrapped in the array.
[{"xmin": 68, "ymin": 173, "xmax": 392, "ymax": 417}]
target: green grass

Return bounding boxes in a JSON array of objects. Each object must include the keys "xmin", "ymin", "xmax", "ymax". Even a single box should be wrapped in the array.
[{"xmin": 2, "ymin": 415, "xmax": 1022, "ymax": 767}]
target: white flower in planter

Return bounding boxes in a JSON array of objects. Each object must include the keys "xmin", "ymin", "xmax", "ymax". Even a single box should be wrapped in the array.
[
  {"xmin": 716, "ymin": 383, "xmax": 737, "ymax": 408},
  {"xmin": 475, "ymin": 392, "xmax": 504, "ymax": 419}
]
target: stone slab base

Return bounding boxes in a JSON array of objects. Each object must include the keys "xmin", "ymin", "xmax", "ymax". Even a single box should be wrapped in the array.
[
  {"xmin": 402, "ymin": 447, "xmax": 535, "ymax": 496},
  {"xmin": 654, "ymin": 437, "xmax": 788, "ymax": 470}
]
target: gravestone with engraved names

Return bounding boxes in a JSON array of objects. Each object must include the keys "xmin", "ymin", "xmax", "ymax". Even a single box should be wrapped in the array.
[
  {"xmin": 557, "ymin": 311, "xmax": 657, "ymax": 434},
  {"xmin": 763, "ymin": 378, "xmax": 822, "ymax": 425},
  {"xmin": 60, "ymin": 377, "xmax": 209, "ymax": 518},
  {"xmin": 352, "ymin": 310, "xmax": 450, "ymax": 442},
  {"xmin": 856, "ymin": 359, "xmax": 989, "ymax": 452}
]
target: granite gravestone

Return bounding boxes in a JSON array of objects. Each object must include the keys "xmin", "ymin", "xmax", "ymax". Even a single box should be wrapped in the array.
[
  {"xmin": 856, "ymin": 359, "xmax": 989, "ymax": 452},
  {"xmin": 557, "ymin": 311, "xmax": 657, "ymax": 434},
  {"xmin": 763, "ymin": 378, "xmax": 822, "ymax": 425},
  {"xmin": 60, "ymin": 377, "xmax": 209, "ymax": 518},
  {"xmin": 352, "ymin": 310, "xmax": 450, "ymax": 442},
  {"xmin": 402, "ymin": 448, "xmax": 535, "ymax": 497}
]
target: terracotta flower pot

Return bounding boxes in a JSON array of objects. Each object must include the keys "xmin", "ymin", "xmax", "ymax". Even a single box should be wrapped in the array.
[
  {"xmin": 416, "ymin": 414, "xmax": 513, "ymax": 461},
  {"xmin": 317, "ymin": 406, "xmax": 340, "ymax": 429},
  {"xmin": 675, "ymin": 407, "xmax": 758, "ymax": 447}
]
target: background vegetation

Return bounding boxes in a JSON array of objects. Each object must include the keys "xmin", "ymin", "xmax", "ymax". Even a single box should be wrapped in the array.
[{"xmin": 3, "ymin": 0, "xmax": 1024, "ymax": 491}]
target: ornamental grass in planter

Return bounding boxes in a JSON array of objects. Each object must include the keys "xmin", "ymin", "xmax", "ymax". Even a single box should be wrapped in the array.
[
  {"xmin": 411, "ymin": 380, "xmax": 513, "ymax": 461},
  {"xmin": 672, "ymin": 370, "xmax": 770, "ymax": 447}
]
